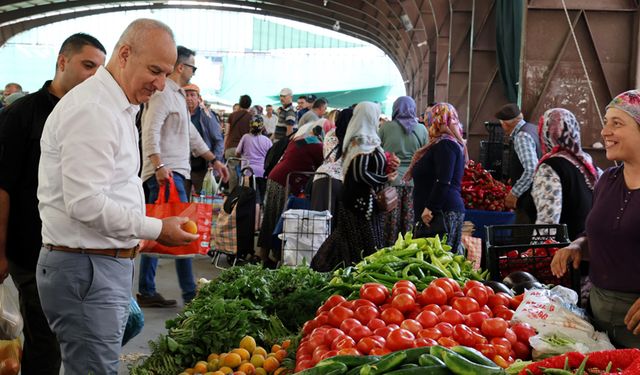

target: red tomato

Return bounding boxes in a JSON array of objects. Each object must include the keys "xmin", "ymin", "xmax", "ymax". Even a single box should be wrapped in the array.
[
  {"xmin": 392, "ymin": 293, "xmax": 417, "ymax": 313},
  {"xmin": 452, "ymin": 297, "xmax": 481, "ymax": 314},
  {"xmin": 369, "ymin": 347, "xmax": 391, "ymax": 356},
  {"xmin": 392, "ymin": 286, "xmax": 417, "ymax": 298},
  {"xmin": 339, "ymin": 300, "xmax": 355, "ymax": 309},
  {"xmin": 490, "ymin": 337, "xmax": 512, "ymax": 351},
  {"xmin": 422, "ymin": 304, "xmax": 443, "ymax": 315},
  {"xmin": 471, "ymin": 331, "xmax": 488, "ymax": 345},
  {"xmin": 510, "ymin": 294, "xmax": 524, "ymax": 310},
  {"xmin": 312, "ymin": 346, "xmax": 329, "ymax": 362},
  {"xmin": 356, "ymin": 337, "xmax": 384, "ymax": 355},
  {"xmin": 324, "ymin": 328, "xmax": 346, "ymax": 346},
  {"xmin": 422, "ymin": 286, "xmax": 448, "ymax": 305},
  {"xmin": 504, "ymin": 328, "xmax": 517, "ymax": 345},
  {"xmin": 417, "ymin": 327, "xmax": 442, "ymax": 340},
  {"xmin": 463, "ymin": 280, "xmax": 485, "ymax": 294},
  {"xmin": 400, "ymin": 319, "xmax": 423, "ymax": 334},
  {"xmin": 393, "ymin": 280, "xmax": 418, "ymax": 294},
  {"xmin": 386, "ymin": 329, "xmax": 415, "ymax": 351},
  {"xmin": 339, "ymin": 318, "xmax": 362, "ymax": 333},
  {"xmin": 405, "ymin": 308, "xmax": 421, "ymax": 320},
  {"xmin": 328, "ymin": 306, "xmax": 354, "ymax": 328},
  {"xmin": 308, "ymin": 334, "xmax": 326, "ymax": 348},
  {"xmin": 414, "ymin": 337, "xmax": 438, "ymax": 347},
  {"xmin": 487, "ymin": 293, "xmax": 511, "ymax": 309},
  {"xmin": 481, "ymin": 318, "xmax": 508, "ymax": 337},
  {"xmin": 493, "ymin": 344, "xmax": 511, "ymax": 359},
  {"xmin": 380, "ymin": 308, "xmax": 404, "ymax": 325},
  {"xmin": 475, "ymin": 343, "xmax": 496, "ymax": 359},
  {"xmin": 387, "ymin": 324, "xmax": 400, "ymax": 330},
  {"xmin": 337, "ymin": 348, "xmax": 361, "ymax": 356},
  {"xmin": 452, "ymin": 324, "xmax": 476, "ymax": 346},
  {"xmin": 512, "ymin": 341, "xmax": 531, "ymax": 360},
  {"xmin": 511, "ymin": 322, "xmax": 536, "ymax": 344},
  {"xmin": 439, "ymin": 309, "xmax": 465, "ymax": 325},
  {"xmin": 296, "ymin": 359, "xmax": 315, "ymax": 372},
  {"xmin": 416, "ymin": 310, "xmax": 439, "ymax": 328},
  {"xmin": 367, "ymin": 318, "xmax": 386, "ymax": 331},
  {"xmin": 435, "ymin": 322, "xmax": 454, "ymax": 337},
  {"xmin": 333, "ymin": 336, "xmax": 356, "ymax": 350},
  {"xmin": 444, "ymin": 277, "xmax": 463, "ymax": 292},
  {"xmin": 440, "ymin": 305, "xmax": 453, "ymax": 312},
  {"xmin": 431, "ymin": 278, "xmax": 454, "ymax": 299},
  {"xmin": 437, "ymin": 337, "xmax": 459, "ymax": 347},
  {"xmin": 481, "ymin": 305, "xmax": 494, "ymax": 317},
  {"xmin": 370, "ymin": 335, "xmax": 386, "ymax": 346},
  {"xmin": 360, "ymin": 284, "xmax": 389, "ymax": 305},
  {"xmin": 323, "ymin": 295, "xmax": 347, "ymax": 310},
  {"xmin": 493, "ymin": 306, "xmax": 514, "ymax": 321},
  {"xmin": 354, "ymin": 305, "xmax": 379, "ymax": 325},
  {"xmin": 320, "ymin": 350, "xmax": 339, "ymax": 361},
  {"xmin": 315, "ymin": 312, "xmax": 329, "ymax": 326},
  {"xmin": 373, "ymin": 326, "xmax": 394, "ymax": 339},
  {"xmin": 466, "ymin": 286, "xmax": 489, "ymax": 306},
  {"xmin": 465, "ymin": 311, "xmax": 490, "ymax": 328},
  {"xmin": 349, "ymin": 325, "xmax": 373, "ymax": 342}
]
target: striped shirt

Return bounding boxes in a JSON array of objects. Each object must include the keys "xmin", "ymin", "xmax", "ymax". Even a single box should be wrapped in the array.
[
  {"xmin": 274, "ymin": 103, "xmax": 296, "ymax": 141},
  {"xmin": 511, "ymin": 120, "xmax": 539, "ymax": 197}
]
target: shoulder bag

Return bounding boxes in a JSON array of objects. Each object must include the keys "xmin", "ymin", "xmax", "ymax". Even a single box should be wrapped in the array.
[
  {"xmin": 414, "ymin": 210, "xmax": 447, "ymax": 238},
  {"xmin": 375, "ymin": 185, "xmax": 398, "ymax": 213}
]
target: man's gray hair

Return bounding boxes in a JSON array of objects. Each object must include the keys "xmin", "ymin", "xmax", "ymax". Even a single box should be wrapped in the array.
[{"xmin": 115, "ymin": 18, "xmax": 175, "ymax": 50}]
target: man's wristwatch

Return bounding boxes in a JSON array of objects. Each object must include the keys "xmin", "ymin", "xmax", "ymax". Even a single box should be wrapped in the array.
[{"xmin": 155, "ymin": 163, "xmax": 165, "ymax": 172}]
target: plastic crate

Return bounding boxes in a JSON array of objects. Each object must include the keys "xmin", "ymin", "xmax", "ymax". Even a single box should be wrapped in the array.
[
  {"xmin": 484, "ymin": 121, "xmax": 505, "ymax": 143},
  {"xmin": 479, "ymin": 141, "xmax": 506, "ymax": 180},
  {"xmin": 485, "ymin": 224, "xmax": 580, "ymax": 294},
  {"xmin": 464, "ymin": 209, "xmax": 515, "ymax": 242}
]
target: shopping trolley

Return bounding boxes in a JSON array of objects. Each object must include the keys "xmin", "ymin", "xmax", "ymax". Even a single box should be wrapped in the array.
[{"xmin": 278, "ymin": 171, "xmax": 332, "ymax": 266}]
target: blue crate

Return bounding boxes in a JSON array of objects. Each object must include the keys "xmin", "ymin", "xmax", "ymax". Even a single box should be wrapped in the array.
[{"xmin": 464, "ymin": 209, "xmax": 515, "ymax": 241}]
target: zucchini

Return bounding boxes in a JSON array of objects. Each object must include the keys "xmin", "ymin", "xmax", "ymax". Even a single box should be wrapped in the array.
[
  {"xmin": 383, "ymin": 365, "xmax": 452, "ymax": 375},
  {"xmin": 451, "ymin": 345, "xmax": 498, "ymax": 367},
  {"xmin": 400, "ymin": 363, "xmax": 418, "ymax": 369},
  {"xmin": 401, "ymin": 346, "xmax": 433, "ymax": 364},
  {"xmin": 430, "ymin": 345, "xmax": 457, "ymax": 361},
  {"xmin": 418, "ymin": 353, "xmax": 446, "ymax": 367},
  {"xmin": 318, "ymin": 355, "xmax": 381, "ymax": 368},
  {"xmin": 442, "ymin": 352, "xmax": 504, "ymax": 375},
  {"xmin": 296, "ymin": 362, "xmax": 348, "ymax": 375},
  {"xmin": 360, "ymin": 351, "xmax": 407, "ymax": 375}
]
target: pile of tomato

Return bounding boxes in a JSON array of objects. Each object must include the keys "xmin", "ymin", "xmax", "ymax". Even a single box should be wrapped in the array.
[{"xmin": 295, "ymin": 278, "xmax": 536, "ymax": 372}]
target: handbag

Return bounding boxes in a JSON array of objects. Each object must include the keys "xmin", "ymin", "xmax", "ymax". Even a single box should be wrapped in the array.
[
  {"xmin": 414, "ymin": 210, "xmax": 447, "ymax": 238},
  {"xmin": 375, "ymin": 185, "xmax": 398, "ymax": 213},
  {"xmin": 140, "ymin": 176, "xmax": 213, "ymax": 258}
]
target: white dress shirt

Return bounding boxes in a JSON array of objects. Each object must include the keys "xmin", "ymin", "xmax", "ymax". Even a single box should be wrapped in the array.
[
  {"xmin": 263, "ymin": 113, "xmax": 278, "ymax": 135},
  {"xmin": 140, "ymin": 79, "xmax": 209, "ymax": 182},
  {"xmin": 38, "ymin": 66, "xmax": 162, "ymax": 248}
]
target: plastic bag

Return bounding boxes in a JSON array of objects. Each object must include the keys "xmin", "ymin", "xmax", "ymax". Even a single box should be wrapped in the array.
[
  {"xmin": 122, "ymin": 297, "xmax": 144, "ymax": 346},
  {"xmin": 513, "ymin": 286, "xmax": 614, "ymax": 358},
  {"xmin": 0, "ymin": 283, "xmax": 22, "ymax": 340}
]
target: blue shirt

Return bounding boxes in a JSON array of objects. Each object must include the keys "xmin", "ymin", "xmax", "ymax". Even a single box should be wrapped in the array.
[{"xmin": 511, "ymin": 119, "xmax": 539, "ymax": 197}]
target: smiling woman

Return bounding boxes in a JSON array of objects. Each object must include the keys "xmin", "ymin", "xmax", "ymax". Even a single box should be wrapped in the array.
[{"xmin": 550, "ymin": 90, "xmax": 640, "ymax": 349}]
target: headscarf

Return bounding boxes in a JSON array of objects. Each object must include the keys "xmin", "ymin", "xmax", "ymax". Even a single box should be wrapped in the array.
[
  {"xmin": 292, "ymin": 119, "xmax": 324, "ymax": 144},
  {"xmin": 392, "ymin": 96, "xmax": 418, "ymax": 134},
  {"xmin": 249, "ymin": 114, "xmax": 264, "ymax": 135},
  {"xmin": 537, "ymin": 108, "xmax": 597, "ymax": 189},
  {"xmin": 334, "ymin": 107, "xmax": 354, "ymax": 160},
  {"xmin": 606, "ymin": 90, "xmax": 640, "ymax": 125},
  {"xmin": 404, "ymin": 102, "xmax": 467, "ymax": 181},
  {"xmin": 341, "ymin": 102, "xmax": 383, "ymax": 178}
]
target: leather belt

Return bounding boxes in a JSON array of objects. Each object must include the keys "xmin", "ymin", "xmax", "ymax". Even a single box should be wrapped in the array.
[{"xmin": 43, "ymin": 244, "xmax": 140, "ymax": 259}]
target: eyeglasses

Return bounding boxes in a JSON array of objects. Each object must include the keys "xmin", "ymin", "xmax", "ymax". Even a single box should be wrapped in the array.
[{"xmin": 184, "ymin": 63, "xmax": 197, "ymax": 74}]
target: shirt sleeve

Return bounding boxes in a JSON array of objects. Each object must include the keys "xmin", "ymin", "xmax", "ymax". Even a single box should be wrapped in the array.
[
  {"xmin": 141, "ymin": 93, "xmax": 169, "ymax": 157},
  {"xmin": 189, "ymin": 121, "xmax": 210, "ymax": 157},
  {"xmin": 533, "ymin": 163, "xmax": 562, "ymax": 224},
  {"xmin": 56, "ymin": 104, "xmax": 162, "ymax": 241},
  {"xmin": 0, "ymin": 107, "xmax": 27, "ymax": 193},
  {"xmin": 351, "ymin": 151, "xmax": 388, "ymax": 188},
  {"xmin": 426, "ymin": 141, "xmax": 458, "ymax": 210},
  {"xmin": 511, "ymin": 132, "xmax": 539, "ymax": 197}
]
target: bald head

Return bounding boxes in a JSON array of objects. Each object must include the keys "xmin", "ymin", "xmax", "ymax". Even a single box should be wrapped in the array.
[{"xmin": 107, "ymin": 18, "xmax": 177, "ymax": 104}]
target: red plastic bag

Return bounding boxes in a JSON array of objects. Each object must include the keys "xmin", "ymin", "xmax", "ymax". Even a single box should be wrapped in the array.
[{"xmin": 140, "ymin": 177, "xmax": 212, "ymax": 257}]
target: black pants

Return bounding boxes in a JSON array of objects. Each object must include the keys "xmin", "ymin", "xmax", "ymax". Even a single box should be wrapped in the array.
[{"xmin": 9, "ymin": 260, "xmax": 61, "ymax": 375}]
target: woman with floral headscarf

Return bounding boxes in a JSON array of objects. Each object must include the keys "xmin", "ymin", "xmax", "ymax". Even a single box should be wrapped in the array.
[
  {"xmin": 551, "ymin": 90, "xmax": 640, "ymax": 348},
  {"xmin": 379, "ymin": 96, "xmax": 428, "ymax": 246},
  {"xmin": 311, "ymin": 102, "xmax": 399, "ymax": 272},
  {"xmin": 531, "ymin": 108, "xmax": 599, "ymax": 240},
  {"xmin": 405, "ymin": 102, "xmax": 467, "ymax": 254}
]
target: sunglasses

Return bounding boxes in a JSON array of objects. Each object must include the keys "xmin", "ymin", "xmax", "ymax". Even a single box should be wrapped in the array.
[{"xmin": 183, "ymin": 63, "xmax": 197, "ymax": 73}]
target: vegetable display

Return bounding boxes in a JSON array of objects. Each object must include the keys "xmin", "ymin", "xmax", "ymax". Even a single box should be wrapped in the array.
[
  {"xmin": 462, "ymin": 160, "xmax": 511, "ymax": 211},
  {"xmin": 296, "ymin": 278, "xmax": 529, "ymax": 372},
  {"xmin": 326, "ymin": 234, "xmax": 488, "ymax": 298},
  {"xmin": 507, "ymin": 349, "xmax": 640, "ymax": 375}
]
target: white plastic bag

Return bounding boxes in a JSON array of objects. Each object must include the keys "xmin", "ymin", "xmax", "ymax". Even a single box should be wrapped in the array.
[{"xmin": 0, "ymin": 282, "xmax": 22, "ymax": 340}]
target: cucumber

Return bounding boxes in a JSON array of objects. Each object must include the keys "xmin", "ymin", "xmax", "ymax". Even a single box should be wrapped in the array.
[
  {"xmin": 319, "ymin": 355, "xmax": 381, "ymax": 369},
  {"xmin": 400, "ymin": 363, "xmax": 418, "ymax": 369},
  {"xmin": 296, "ymin": 362, "xmax": 348, "ymax": 375},
  {"xmin": 401, "ymin": 346, "xmax": 433, "ymax": 364},
  {"xmin": 451, "ymin": 345, "xmax": 498, "ymax": 367},
  {"xmin": 418, "ymin": 353, "xmax": 446, "ymax": 367},
  {"xmin": 360, "ymin": 351, "xmax": 407, "ymax": 375},
  {"xmin": 430, "ymin": 345, "xmax": 457, "ymax": 361},
  {"xmin": 383, "ymin": 365, "xmax": 452, "ymax": 375},
  {"xmin": 442, "ymin": 352, "xmax": 504, "ymax": 375}
]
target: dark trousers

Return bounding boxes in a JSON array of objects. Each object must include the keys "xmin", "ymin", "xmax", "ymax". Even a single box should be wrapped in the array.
[{"xmin": 8, "ymin": 260, "xmax": 61, "ymax": 375}]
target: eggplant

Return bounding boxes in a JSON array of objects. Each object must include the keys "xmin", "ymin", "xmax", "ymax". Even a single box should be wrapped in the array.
[
  {"xmin": 482, "ymin": 280, "xmax": 514, "ymax": 296},
  {"xmin": 502, "ymin": 271, "xmax": 538, "ymax": 288},
  {"xmin": 512, "ymin": 281, "xmax": 545, "ymax": 294}
]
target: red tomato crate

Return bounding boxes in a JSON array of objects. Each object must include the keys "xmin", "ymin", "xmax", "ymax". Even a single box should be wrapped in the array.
[{"xmin": 485, "ymin": 224, "xmax": 580, "ymax": 294}]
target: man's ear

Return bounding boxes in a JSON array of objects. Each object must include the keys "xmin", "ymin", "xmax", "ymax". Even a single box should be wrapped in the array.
[
  {"xmin": 118, "ymin": 44, "xmax": 131, "ymax": 67},
  {"xmin": 56, "ymin": 54, "xmax": 66, "ymax": 72}
]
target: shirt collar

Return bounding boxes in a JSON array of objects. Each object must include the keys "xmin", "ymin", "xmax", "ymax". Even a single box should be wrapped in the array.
[
  {"xmin": 511, "ymin": 119, "xmax": 527, "ymax": 136},
  {"xmin": 95, "ymin": 66, "xmax": 139, "ymax": 115}
]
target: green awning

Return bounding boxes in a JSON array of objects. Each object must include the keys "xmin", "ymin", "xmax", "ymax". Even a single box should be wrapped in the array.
[{"xmin": 269, "ymin": 85, "xmax": 392, "ymax": 109}]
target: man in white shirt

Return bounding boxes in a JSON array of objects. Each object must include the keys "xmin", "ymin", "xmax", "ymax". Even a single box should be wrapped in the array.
[
  {"xmin": 36, "ymin": 19, "xmax": 198, "ymax": 373},
  {"xmin": 139, "ymin": 45, "xmax": 228, "ymax": 308},
  {"xmin": 263, "ymin": 104, "xmax": 278, "ymax": 138}
]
